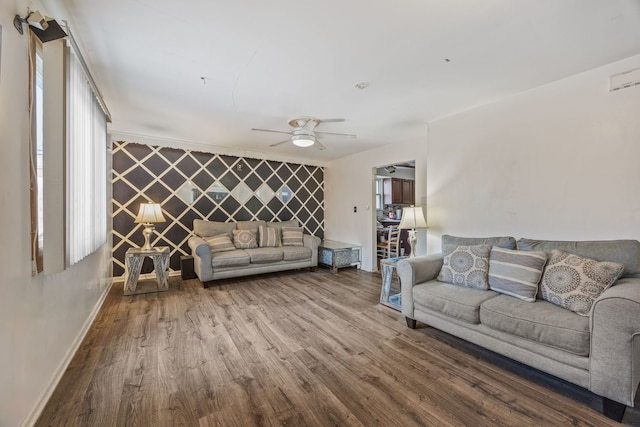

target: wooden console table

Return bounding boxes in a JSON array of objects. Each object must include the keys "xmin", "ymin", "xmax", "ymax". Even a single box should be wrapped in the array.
[{"xmin": 124, "ymin": 246, "xmax": 170, "ymax": 295}]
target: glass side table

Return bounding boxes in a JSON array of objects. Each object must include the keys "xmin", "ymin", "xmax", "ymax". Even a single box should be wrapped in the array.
[
  {"xmin": 380, "ymin": 256, "xmax": 407, "ymax": 310},
  {"xmin": 318, "ymin": 240, "xmax": 362, "ymax": 273},
  {"xmin": 124, "ymin": 246, "xmax": 170, "ymax": 295}
]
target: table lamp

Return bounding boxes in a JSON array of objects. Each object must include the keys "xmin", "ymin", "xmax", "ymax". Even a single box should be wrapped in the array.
[
  {"xmin": 398, "ymin": 205, "xmax": 428, "ymax": 258},
  {"xmin": 135, "ymin": 201, "xmax": 166, "ymax": 250}
]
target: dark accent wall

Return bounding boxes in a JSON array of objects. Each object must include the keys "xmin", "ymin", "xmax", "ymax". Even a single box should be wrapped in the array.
[{"xmin": 111, "ymin": 141, "xmax": 324, "ymax": 276}]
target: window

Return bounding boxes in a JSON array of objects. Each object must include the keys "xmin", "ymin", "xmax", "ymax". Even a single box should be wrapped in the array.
[
  {"xmin": 375, "ymin": 177, "xmax": 383, "ymax": 210},
  {"xmin": 28, "ymin": 32, "xmax": 44, "ymax": 274},
  {"xmin": 65, "ymin": 39, "xmax": 109, "ymax": 266}
]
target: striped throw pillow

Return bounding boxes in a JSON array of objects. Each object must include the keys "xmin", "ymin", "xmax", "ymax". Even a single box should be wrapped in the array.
[
  {"xmin": 281, "ymin": 226, "xmax": 304, "ymax": 246},
  {"xmin": 204, "ymin": 234, "xmax": 236, "ymax": 253},
  {"xmin": 488, "ymin": 247, "xmax": 547, "ymax": 302},
  {"xmin": 259, "ymin": 225, "xmax": 279, "ymax": 247},
  {"xmin": 232, "ymin": 229, "xmax": 258, "ymax": 249}
]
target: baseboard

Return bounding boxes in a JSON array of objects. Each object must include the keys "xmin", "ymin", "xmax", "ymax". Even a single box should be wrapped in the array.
[{"xmin": 20, "ymin": 278, "xmax": 114, "ymax": 427}]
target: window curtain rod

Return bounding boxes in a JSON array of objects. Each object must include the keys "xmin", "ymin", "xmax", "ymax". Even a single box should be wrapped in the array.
[{"xmin": 63, "ymin": 22, "xmax": 112, "ymax": 123}]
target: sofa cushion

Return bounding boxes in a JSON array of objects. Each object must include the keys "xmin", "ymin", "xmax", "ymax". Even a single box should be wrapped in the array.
[
  {"xmin": 267, "ymin": 219, "xmax": 299, "ymax": 230},
  {"xmin": 204, "ymin": 233, "xmax": 236, "ymax": 253},
  {"xmin": 244, "ymin": 247, "xmax": 284, "ymax": 263},
  {"xmin": 488, "ymin": 247, "xmax": 547, "ymax": 302},
  {"xmin": 281, "ymin": 246, "xmax": 312, "ymax": 261},
  {"xmin": 211, "ymin": 250, "xmax": 250, "ymax": 268},
  {"xmin": 237, "ymin": 220, "xmax": 266, "ymax": 231},
  {"xmin": 437, "ymin": 244, "xmax": 490, "ymax": 290},
  {"xmin": 540, "ymin": 250, "xmax": 624, "ymax": 316},
  {"xmin": 517, "ymin": 238, "xmax": 640, "ymax": 278},
  {"xmin": 442, "ymin": 235, "xmax": 517, "ymax": 250},
  {"xmin": 259, "ymin": 225, "xmax": 279, "ymax": 248},
  {"xmin": 282, "ymin": 226, "xmax": 304, "ymax": 246},
  {"xmin": 194, "ymin": 219, "xmax": 236, "ymax": 238},
  {"xmin": 480, "ymin": 295, "xmax": 590, "ymax": 356},
  {"xmin": 232, "ymin": 229, "xmax": 258, "ymax": 249},
  {"xmin": 413, "ymin": 281, "xmax": 499, "ymax": 324}
]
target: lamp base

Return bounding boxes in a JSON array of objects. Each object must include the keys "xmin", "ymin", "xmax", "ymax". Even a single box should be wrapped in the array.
[
  {"xmin": 141, "ymin": 223, "xmax": 155, "ymax": 251},
  {"xmin": 408, "ymin": 229, "xmax": 418, "ymax": 258}
]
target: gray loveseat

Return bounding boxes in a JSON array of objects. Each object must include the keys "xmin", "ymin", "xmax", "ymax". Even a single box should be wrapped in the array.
[
  {"xmin": 397, "ymin": 235, "xmax": 640, "ymax": 421},
  {"xmin": 188, "ymin": 219, "xmax": 321, "ymax": 287}
]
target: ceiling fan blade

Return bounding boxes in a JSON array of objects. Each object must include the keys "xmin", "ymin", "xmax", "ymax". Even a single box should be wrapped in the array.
[
  {"xmin": 315, "ymin": 131, "xmax": 357, "ymax": 138},
  {"xmin": 314, "ymin": 140, "xmax": 326, "ymax": 150},
  {"xmin": 251, "ymin": 128, "xmax": 291, "ymax": 135},
  {"xmin": 318, "ymin": 118, "xmax": 345, "ymax": 123},
  {"xmin": 269, "ymin": 139, "xmax": 290, "ymax": 148}
]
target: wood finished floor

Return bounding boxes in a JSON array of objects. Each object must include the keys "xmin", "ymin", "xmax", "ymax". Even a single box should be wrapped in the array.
[{"xmin": 36, "ymin": 268, "xmax": 638, "ymax": 426}]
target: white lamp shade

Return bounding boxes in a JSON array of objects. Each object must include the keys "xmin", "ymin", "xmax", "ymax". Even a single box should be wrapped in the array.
[
  {"xmin": 398, "ymin": 206, "xmax": 427, "ymax": 230},
  {"xmin": 135, "ymin": 202, "xmax": 166, "ymax": 224}
]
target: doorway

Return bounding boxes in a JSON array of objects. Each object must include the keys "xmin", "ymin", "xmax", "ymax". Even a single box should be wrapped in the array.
[{"xmin": 373, "ymin": 161, "xmax": 416, "ymax": 271}]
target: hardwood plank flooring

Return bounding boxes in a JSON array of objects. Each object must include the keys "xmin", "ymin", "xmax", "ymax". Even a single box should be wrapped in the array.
[{"xmin": 35, "ymin": 268, "xmax": 639, "ymax": 426}]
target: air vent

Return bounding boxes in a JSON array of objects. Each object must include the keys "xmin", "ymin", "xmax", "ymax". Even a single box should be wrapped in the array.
[{"xmin": 610, "ymin": 68, "xmax": 640, "ymax": 92}]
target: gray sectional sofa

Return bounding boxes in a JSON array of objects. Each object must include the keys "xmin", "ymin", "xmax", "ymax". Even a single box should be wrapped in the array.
[
  {"xmin": 397, "ymin": 235, "xmax": 640, "ymax": 421},
  {"xmin": 188, "ymin": 219, "xmax": 321, "ymax": 286}
]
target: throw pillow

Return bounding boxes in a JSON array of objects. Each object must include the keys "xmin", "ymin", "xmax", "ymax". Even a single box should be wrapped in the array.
[
  {"xmin": 437, "ymin": 244, "xmax": 491, "ymax": 290},
  {"xmin": 258, "ymin": 225, "xmax": 279, "ymax": 248},
  {"xmin": 232, "ymin": 229, "xmax": 258, "ymax": 249},
  {"xmin": 540, "ymin": 250, "xmax": 624, "ymax": 316},
  {"xmin": 488, "ymin": 247, "xmax": 547, "ymax": 302},
  {"xmin": 204, "ymin": 234, "xmax": 236, "ymax": 253},
  {"xmin": 282, "ymin": 226, "xmax": 304, "ymax": 246}
]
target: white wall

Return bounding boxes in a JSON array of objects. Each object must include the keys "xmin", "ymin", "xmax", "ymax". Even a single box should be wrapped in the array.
[
  {"xmin": 0, "ymin": 4, "xmax": 112, "ymax": 426},
  {"xmin": 426, "ymin": 54, "xmax": 640, "ymax": 254},
  {"xmin": 325, "ymin": 141, "xmax": 428, "ymax": 272}
]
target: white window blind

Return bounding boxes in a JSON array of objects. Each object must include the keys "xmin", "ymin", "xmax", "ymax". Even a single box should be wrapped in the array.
[{"xmin": 66, "ymin": 42, "xmax": 108, "ymax": 266}]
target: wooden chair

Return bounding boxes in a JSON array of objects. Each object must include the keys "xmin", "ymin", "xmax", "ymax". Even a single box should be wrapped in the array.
[{"xmin": 377, "ymin": 226, "xmax": 400, "ymax": 259}]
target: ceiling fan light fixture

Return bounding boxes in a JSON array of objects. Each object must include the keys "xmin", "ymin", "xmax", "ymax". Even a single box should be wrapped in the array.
[{"xmin": 292, "ymin": 134, "xmax": 316, "ymax": 147}]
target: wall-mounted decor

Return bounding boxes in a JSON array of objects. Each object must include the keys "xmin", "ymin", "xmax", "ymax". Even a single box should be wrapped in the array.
[{"xmin": 111, "ymin": 141, "xmax": 324, "ymax": 276}]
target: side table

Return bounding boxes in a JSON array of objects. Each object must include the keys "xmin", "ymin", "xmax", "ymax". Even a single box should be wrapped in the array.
[
  {"xmin": 124, "ymin": 246, "xmax": 170, "ymax": 295},
  {"xmin": 380, "ymin": 256, "xmax": 407, "ymax": 310},
  {"xmin": 318, "ymin": 240, "xmax": 362, "ymax": 273}
]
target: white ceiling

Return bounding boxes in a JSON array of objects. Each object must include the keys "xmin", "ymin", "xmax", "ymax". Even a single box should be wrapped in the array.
[{"xmin": 46, "ymin": 0, "xmax": 640, "ymax": 162}]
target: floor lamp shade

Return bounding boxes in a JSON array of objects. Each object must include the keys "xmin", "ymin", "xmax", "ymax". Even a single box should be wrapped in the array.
[
  {"xmin": 398, "ymin": 206, "xmax": 427, "ymax": 258},
  {"xmin": 135, "ymin": 202, "xmax": 166, "ymax": 250}
]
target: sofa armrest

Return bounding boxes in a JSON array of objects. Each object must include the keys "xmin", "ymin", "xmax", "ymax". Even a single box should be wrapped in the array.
[
  {"xmin": 590, "ymin": 277, "xmax": 640, "ymax": 406},
  {"xmin": 304, "ymin": 234, "xmax": 322, "ymax": 266},
  {"xmin": 397, "ymin": 254, "xmax": 444, "ymax": 318},
  {"xmin": 188, "ymin": 236, "xmax": 213, "ymax": 281}
]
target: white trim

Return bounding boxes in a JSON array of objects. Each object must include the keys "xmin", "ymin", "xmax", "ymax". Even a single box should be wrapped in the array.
[
  {"xmin": 20, "ymin": 278, "xmax": 114, "ymax": 427},
  {"xmin": 110, "ymin": 130, "xmax": 329, "ymax": 168}
]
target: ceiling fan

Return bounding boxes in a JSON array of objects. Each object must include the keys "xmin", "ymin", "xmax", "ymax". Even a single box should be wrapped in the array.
[{"xmin": 251, "ymin": 116, "xmax": 356, "ymax": 150}]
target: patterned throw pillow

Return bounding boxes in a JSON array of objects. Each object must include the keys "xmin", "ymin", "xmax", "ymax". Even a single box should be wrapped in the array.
[
  {"xmin": 437, "ymin": 244, "xmax": 491, "ymax": 290},
  {"xmin": 204, "ymin": 234, "xmax": 236, "ymax": 253},
  {"xmin": 281, "ymin": 226, "xmax": 304, "ymax": 246},
  {"xmin": 232, "ymin": 229, "xmax": 258, "ymax": 249},
  {"xmin": 540, "ymin": 250, "xmax": 624, "ymax": 316},
  {"xmin": 488, "ymin": 247, "xmax": 547, "ymax": 302},
  {"xmin": 259, "ymin": 225, "xmax": 279, "ymax": 248}
]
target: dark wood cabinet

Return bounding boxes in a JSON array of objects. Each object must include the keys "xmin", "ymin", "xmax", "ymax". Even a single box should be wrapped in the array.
[
  {"xmin": 383, "ymin": 178, "xmax": 414, "ymax": 205},
  {"xmin": 402, "ymin": 180, "xmax": 414, "ymax": 205}
]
